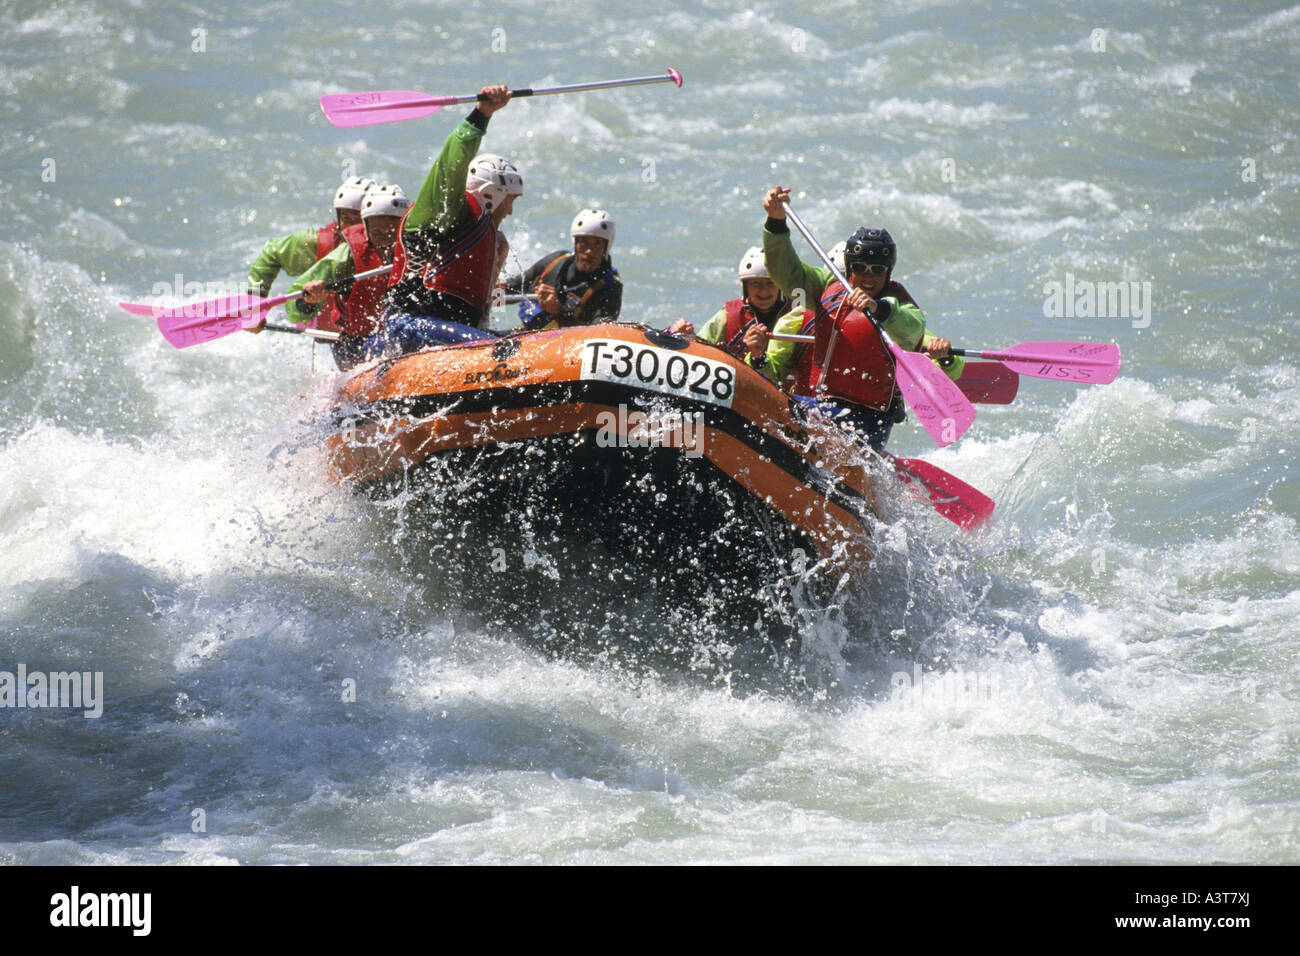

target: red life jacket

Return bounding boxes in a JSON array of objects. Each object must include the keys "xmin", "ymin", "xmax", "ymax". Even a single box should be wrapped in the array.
[
  {"xmin": 389, "ymin": 192, "xmax": 499, "ymax": 323},
  {"xmin": 334, "ymin": 223, "xmax": 389, "ymax": 338},
  {"xmin": 317, "ymin": 222, "xmax": 343, "ymax": 260},
  {"xmin": 789, "ymin": 280, "xmax": 918, "ymax": 405},
  {"xmin": 313, "ymin": 222, "xmax": 345, "ymax": 329},
  {"xmin": 722, "ymin": 298, "xmax": 815, "ymax": 364}
]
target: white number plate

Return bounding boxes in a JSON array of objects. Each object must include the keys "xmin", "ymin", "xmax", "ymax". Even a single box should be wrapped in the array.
[{"xmin": 579, "ymin": 339, "xmax": 735, "ymax": 408}]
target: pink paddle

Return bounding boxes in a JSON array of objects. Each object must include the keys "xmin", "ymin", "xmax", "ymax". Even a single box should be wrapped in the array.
[
  {"xmin": 321, "ymin": 68, "xmax": 684, "ymax": 128},
  {"xmin": 119, "ymin": 264, "xmax": 392, "ymax": 348},
  {"xmin": 773, "ymin": 333, "xmax": 1117, "ymax": 392},
  {"xmin": 950, "ymin": 342, "xmax": 1121, "ymax": 384}
]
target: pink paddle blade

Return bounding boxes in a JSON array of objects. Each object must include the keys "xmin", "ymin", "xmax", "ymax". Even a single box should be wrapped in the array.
[
  {"xmin": 118, "ymin": 301, "xmax": 157, "ymax": 317},
  {"xmin": 888, "ymin": 454, "xmax": 995, "ymax": 529},
  {"xmin": 893, "ymin": 347, "xmax": 977, "ymax": 446},
  {"xmin": 151, "ymin": 293, "xmax": 268, "ymax": 326},
  {"xmin": 156, "ymin": 295, "xmax": 272, "ymax": 348},
  {"xmin": 973, "ymin": 341, "xmax": 1120, "ymax": 384},
  {"xmin": 320, "ymin": 90, "xmax": 459, "ymax": 128},
  {"xmin": 956, "ymin": 361, "xmax": 1019, "ymax": 404},
  {"xmin": 157, "ymin": 312, "xmax": 266, "ymax": 349}
]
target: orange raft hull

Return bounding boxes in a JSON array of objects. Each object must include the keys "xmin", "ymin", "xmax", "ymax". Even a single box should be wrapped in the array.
[{"xmin": 323, "ymin": 323, "xmax": 881, "ymax": 567}]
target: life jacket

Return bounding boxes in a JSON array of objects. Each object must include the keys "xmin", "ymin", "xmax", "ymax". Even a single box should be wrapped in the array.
[
  {"xmin": 788, "ymin": 279, "xmax": 918, "ymax": 404},
  {"xmin": 332, "ymin": 223, "xmax": 390, "ymax": 338},
  {"xmin": 317, "ymin": 222, "xmax": 343, "ymax": 260},
  {"xmin": 388, "ymin": 192, "xmax": 499, "ymax": 325},
  {"xmin": 518, "ymin": 252, "xmax": 620, "ymax": 328},
  {"xmin": 313, "ymin": 222, "xmax": 345, "ymax": 329},
  {"xmin": 722, "ymin": 298, "xmax": 814, "ymax": 363}
]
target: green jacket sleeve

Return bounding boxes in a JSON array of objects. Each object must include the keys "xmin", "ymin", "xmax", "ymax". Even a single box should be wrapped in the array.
[
  {"xmin": 875, "ymin": 297, "xmax": 925, "ymax": 352},
  {"xmin": 756, "ymin": 310, "xmax": 805, "ymax": 385},
  {"xmin": 697, "ymin": 309, "xmax": 727, "ymax": 345},
  {"xmin": 283, "ymin": 244, "xmax": 354, "ymax": 323},
  {"xmin": 404, "ymin": 118, "xmax": 485, "ymax": 238},
  {"xmin": 247, "ymin": 227, "xmax": 323, "ymax": 296},
  {"xmin": 762, "ymin": 224, "xmax": 828, "ymax": 311}
]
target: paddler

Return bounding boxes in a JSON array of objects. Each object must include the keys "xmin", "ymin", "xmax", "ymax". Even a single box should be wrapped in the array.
[
  {"xmin": 760, "ymin": 185, "xmax": 963, "ymax": 451},
  {"xmin": 672, "ymin": 247, "xmax": 811, "ymax": 387},
  {"xmin": 504, "ymin": 208, "xmax": 622, "ymax": 330},
  {"xmin": 281, "ymin": 184, "xmax": 411, "ymax": 370},
  {"xmin": 373, "ymin": 85, "xmax": 520, "ymax": 354},
  {"xmin": 246, "ymin": 176, "xmax": 375, "ymax": 298}
]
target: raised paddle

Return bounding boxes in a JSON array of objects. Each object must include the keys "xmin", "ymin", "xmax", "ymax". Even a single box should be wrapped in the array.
[
  {"xmin": 779, "ymin": 202, "xmax": 976, "ymax": 447},
  {"xmin": 119, "ymin": 264, "xmax": 393, "ymax": 348},
  {"xmin": 321, "ymin": 68, "xmax": 684, "ymax": 128},
  {"xmin": 770, "ymin": 334, "xmax": 1118, "ymax": 385},
  {"xmin": 883, "ymin": 452, "xmax": 995, "ymax": 530}
]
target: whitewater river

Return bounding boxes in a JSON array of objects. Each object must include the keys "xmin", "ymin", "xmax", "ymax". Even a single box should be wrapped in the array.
[{"xmin": 1, "ymin": 0, "xmax": 1296, "ymax": 865}]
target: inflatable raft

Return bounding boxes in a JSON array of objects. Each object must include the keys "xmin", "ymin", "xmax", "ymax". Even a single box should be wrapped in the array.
[{"xmin": 322, "ymin": 322, "xmax": 882, "ymax": 575}]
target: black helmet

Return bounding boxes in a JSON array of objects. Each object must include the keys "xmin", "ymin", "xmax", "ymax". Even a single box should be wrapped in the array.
[{"xmin": 844, "ymin": 227, "xmax": 896, "ymax": 270}]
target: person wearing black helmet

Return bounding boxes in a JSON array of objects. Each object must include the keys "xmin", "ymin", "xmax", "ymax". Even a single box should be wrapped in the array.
[{"xmin": 759, "ymin": 185, "xmax": 962, "ymax": 450}]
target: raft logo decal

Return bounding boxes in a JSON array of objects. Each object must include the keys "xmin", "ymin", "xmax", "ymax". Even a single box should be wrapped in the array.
[
  {"xmin": 595, "ymin": 405, "xmax": 705, "ymax": 458},
  {"xmin": 580, "ymin": 339, "xmax": 736, "ymax": 409},
  {"xmin": 463, "ymin": 364, "xmax": 533, "ymax": 385}
]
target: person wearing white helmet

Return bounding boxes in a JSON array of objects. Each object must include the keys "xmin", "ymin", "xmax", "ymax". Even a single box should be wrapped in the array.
[
  {"xmin": 378, "ymin": 85, "xmax": 520, "ymax": 353},
  {"xmin": 682, "ymin": 247, "xmax": 812, "ymax": 387},
  {"xmin": 246, "ymin": 176, "xmax": 376, "ymax": 299},
  {"xmin": 282, "ymin": 184, "xmax": 411, "ymax": 369},
  {"xmin": 504, "ymin": 208, "xmax": 622, "ymax": 330}
]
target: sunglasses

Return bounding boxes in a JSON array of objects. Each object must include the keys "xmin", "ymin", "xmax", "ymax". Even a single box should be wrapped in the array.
[{"xmin": 847, "ymin": 262, "xmax": 889, "ymax": 276}]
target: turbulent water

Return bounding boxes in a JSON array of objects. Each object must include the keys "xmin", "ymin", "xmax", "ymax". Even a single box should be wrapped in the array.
[{"xmin": 1, "ymin": 0, "xmax": 1297, "ymax": 865}]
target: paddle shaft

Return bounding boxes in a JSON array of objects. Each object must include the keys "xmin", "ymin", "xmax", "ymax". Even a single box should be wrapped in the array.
[
  {"xmin": 274, "ymin": 263, "xmax": 392, "ymax": 311},
  {"xmin": 263, "ymin": 323, "xmax": 341, "ymax": 341},
  {"xmin": 471, "ymin": 70, "xmax": 682, "ymax": 104}
]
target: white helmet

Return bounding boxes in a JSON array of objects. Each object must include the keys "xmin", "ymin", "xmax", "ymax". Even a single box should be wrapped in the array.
[
  {"xmin": 466, "ymin": 153, "xmax": 523, "ymax": 213},
  {"xmin": 737, "ymin": 246, "xmax": 769, "ymax": 281},
  {"xmin": 570, "ymin": 208, "xmax": 615, "ymax": 248},
  {"xmin": 361, "ymin": 184, "xmax": 410, "ymax": 220},
  {"xmin": 828, "ymin": 240, "xmax": 847, "ymax": 275},
  {"xmin": 334, "ymin": 176, "xmax": 376, "ymax": 212}
]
